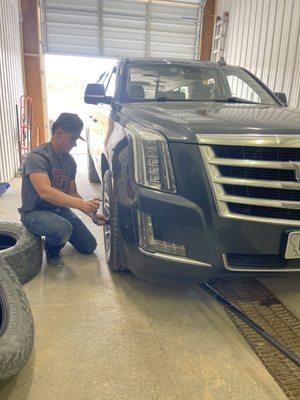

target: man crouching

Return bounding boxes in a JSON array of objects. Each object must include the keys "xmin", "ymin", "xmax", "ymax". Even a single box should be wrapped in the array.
[{"xmin": 19, "ymin": 112, "xmax": 107, "ymax": 268}]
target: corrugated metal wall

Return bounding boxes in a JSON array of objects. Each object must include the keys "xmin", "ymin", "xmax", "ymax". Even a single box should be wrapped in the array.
[
  {"xmin": 41, "ymin": 0, "xmax": 203, "ymax": 59},
  {"xmin": 0, "ymin": 0, "xmax": 24, "ymax": 181},
  {"xmin": 216, "ymin": 0, "xmax": 300, "ymax": 109}
]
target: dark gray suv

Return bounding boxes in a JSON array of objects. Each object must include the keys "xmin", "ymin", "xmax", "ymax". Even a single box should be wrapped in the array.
[{"xmin": 84, "ymin": 58, "xmax": 300, "ymax": 282}]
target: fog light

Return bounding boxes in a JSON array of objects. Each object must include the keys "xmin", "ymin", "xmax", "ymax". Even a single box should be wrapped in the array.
[{"xmin": 137, "ymin": 210, "xmax": 186, "ymax": 256}]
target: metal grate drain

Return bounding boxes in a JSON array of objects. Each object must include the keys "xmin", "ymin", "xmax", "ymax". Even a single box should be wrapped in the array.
[{"xmin": 210, "ymin": 278, "xmax": 300, "ymax": 400}]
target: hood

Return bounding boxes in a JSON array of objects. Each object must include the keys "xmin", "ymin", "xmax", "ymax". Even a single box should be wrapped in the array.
[{"xmin": 120, "ymin": 102, "xmax": 300, "ymax": 142}]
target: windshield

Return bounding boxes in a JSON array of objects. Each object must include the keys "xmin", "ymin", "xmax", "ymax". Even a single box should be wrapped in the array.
[{"xmin": 122, "ymin": 63, "xmax": 278, "ymax": 106}]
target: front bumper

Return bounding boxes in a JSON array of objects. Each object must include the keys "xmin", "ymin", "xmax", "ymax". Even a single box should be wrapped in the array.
[
  {"xmin": 116, "ymin": 185, "xmax": 300, "ymax": 281},
  {"xmin": 121, "ymin": 242, "xmax": 215, "ymax": 282}
]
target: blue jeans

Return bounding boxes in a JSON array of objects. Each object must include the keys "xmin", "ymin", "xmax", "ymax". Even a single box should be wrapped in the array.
[{"xmin": 21, "ymin": 208, "xmax": 97, "ymax": 257}]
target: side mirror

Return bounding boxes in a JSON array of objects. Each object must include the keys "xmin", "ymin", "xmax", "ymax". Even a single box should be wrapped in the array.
[
  {"xmin": 84, "ymin": 83, "xmax": 111, "ymax": 105},
  {"xmin": 274, "ymin": 92, "xmax": 288, "ymax": 106}
]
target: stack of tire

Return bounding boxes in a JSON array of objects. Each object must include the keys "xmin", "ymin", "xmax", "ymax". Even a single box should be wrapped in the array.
[{"xmin": 0, "ymin": 223, "xmax": 42, "ymax": 381}]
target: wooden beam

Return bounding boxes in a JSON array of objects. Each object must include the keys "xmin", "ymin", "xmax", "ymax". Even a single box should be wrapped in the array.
[
  {"xmin": 199, "ymin": 0, "xmax": 215, "ymax": 61},
  {"xmin": 20, "ymin": 0, "xmax": 47, "ymax": 148}
]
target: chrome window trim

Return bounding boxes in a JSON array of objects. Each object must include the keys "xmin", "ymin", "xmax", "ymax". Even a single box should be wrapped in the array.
[
  {"xmin": 138, "ymin": 247, "xmax": 212, "ymax": 267},
  {"xmin": 222, "ymin": 254, "xmax": 300, "ymax": 273},
  {"xmin": 197, "ymin": 134, "xmax": 300, "ymax": 226}
]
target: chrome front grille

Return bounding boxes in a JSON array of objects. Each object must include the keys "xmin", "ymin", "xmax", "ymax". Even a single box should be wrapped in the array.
[{"xmin": 197, "ymin": 134, "xmax": 300, "ymax": 225}]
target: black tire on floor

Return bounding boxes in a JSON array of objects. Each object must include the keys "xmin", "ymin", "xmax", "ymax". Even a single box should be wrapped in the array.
[
  {"xmin": 0, "ymin": 222, "xmax": 42, "ymax": 284},
  {"xmin": 102, "ymin": 170, "xmax": 127, "ymax": 271},
  {"xmin": 0, "ymin": 260, "xmax": 34, "ymax": 380},
  {"xmin": 88, "ymin": 152, "xmax": 101, "ymax": 183}
]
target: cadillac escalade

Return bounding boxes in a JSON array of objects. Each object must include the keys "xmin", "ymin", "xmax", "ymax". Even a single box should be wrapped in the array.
[{"xmin": 84, "ymin": 58, "xmax": 300, "ymax": 282}]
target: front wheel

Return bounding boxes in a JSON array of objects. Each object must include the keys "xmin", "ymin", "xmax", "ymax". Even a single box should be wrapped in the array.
[{"xmin": 102, "ymin": 170, "xmax": 127, "ymax": 271}]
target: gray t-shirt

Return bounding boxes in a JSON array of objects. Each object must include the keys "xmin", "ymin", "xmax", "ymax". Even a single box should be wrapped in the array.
[{"xmin": 19, "ymin": 142, "xmax": 77, "ymax": 214}]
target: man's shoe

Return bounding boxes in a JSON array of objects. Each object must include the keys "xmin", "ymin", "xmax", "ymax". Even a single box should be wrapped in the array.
[{"xmin": 46, "ymin": 253, "xmax": 64, "ymax": 268}]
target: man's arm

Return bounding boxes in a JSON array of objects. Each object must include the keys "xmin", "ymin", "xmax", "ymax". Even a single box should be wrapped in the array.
[
  {"xmin": 68, "ymin": 180, "xmax": 82, "ymax": 199},
  {"xmin": 67, "ymin": 180, "xmax": 107, "ymax": 226},
  {"xmin": 29, "ymin": 173, "xmax": 99, "ymax": 214}
]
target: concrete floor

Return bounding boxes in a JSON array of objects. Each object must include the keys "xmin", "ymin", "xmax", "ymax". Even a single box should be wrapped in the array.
[{"xmin": 0, "ymin": 154, "xmax": 297, "ymax": 400}]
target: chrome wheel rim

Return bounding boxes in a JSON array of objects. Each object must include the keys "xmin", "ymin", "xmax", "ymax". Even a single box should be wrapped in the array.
[{"xmin": 103, "ymin": 182, "xmax": 111, "ymax": 262}]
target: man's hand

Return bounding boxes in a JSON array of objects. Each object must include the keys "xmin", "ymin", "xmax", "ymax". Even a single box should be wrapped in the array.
[
  {"xmin": 79, "ymin": 198, "xmax": 100, "ymax": 214},
  {"xmin": 92, "ymin": 212, "xmax": 109, "ymax": 226}
]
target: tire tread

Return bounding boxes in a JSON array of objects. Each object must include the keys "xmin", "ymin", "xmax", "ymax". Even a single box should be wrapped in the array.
[
  {"xmin": 0, "ymin": 262, "xmax": 34, "ymax": 380},
  {"xmin": 0, "ymin": 222, "xmax": 42, "ymax": 284},
  {"xmin": 103, "ymin": 171, "xmax": 127, "ymax": 271}
]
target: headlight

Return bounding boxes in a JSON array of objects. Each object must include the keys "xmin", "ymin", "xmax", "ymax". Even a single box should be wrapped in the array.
[{"xmin": 125, "ymin": 123, "xmax": 176, "ymax": 193}]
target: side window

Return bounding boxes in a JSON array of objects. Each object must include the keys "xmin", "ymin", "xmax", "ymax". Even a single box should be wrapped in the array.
[
  {"xmin": 100, "ymin": 72, "xmax": 110, "ymax": 87},
  {"xmin": 98, "ymin": 72, "xmax": 106, "ymax": 83},
  {"xmin": 227, "ymin": 75, "xmax": 262, "ymax": 103},
  {"xmin": 106, "ymin": 71, "xmax": 117, "ymax": 97}
]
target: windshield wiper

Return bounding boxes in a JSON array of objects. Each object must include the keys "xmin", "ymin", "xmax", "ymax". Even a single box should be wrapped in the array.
[
  {"xmin": 156, "ymin": 97, "xmax": 173, "ymax": 101},
  {"xmin": 156, "ymin": 97, "xmax": 187, "ymax": 102},
  {"xmin": 150, "ymin": 97, "xmax": 260, "ymax": 104},
  {"xmin": 213, "ymin": 97, "xmax": 260, "ymax": 104}
]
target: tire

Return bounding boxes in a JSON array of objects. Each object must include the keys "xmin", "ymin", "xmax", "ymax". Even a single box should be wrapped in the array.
[
  {"xmin": 88, "ymin": 152, "xmax": 100, "ymax": 183},
  {"xmin": 0, "ymin": 222, "xmax": 42, "ymax": 284},
  {"xmin": 102, "ymin": 170, "xmax": 127, "ymax": 271},
  {"xmin": 0, "ymin": 261, "xmax": 34, "ymax": 380}
]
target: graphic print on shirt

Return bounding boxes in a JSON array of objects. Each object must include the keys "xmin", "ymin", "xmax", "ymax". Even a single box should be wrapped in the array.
[{"xmin": 52, "ymin": 169, "xmax": 70, "ymax": 192}]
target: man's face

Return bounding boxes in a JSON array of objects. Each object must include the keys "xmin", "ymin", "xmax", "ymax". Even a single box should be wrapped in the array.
[{"xmin": 54, "ymin": 129, "xmax": 78, "ymax": 153}]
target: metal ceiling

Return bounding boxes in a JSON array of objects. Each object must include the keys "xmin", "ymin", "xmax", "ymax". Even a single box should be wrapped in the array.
[{"xmin": 40, "ymin": 0, "xmax": 205, "ymax": 59}]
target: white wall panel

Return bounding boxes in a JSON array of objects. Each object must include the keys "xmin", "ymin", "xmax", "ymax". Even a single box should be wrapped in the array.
[
  {"xmin": 0, "ymin": 0, "xmax": 24, "ymax": 182},
  {"xmin": 216, "ymin": 0, "xmax": 300, "ymax": 109}
]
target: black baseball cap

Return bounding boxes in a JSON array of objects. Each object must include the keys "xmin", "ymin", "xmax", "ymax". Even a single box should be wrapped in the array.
[{"xmin": 51, "ymin": 113, "xmax": 85, "ymax": 141}]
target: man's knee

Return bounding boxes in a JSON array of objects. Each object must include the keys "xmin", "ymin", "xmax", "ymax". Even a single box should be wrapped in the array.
[
  {"xmin": 78, "ymin": 236, "xmax": 97, "ymax": 254},
  {"xmin": 50, "ymin": 219, "xmax": 73, "ymax": 245}
]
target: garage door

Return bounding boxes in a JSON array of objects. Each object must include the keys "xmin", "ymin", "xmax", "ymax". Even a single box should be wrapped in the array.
[{"xmin": 40, "ymin": 0, "xmax": 204, "ymax": 59}]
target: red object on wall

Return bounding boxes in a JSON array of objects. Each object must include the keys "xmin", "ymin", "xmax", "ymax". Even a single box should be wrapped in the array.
[{"xmin": 19, "ymin": 95, "xmax": 32, "ymax": 165}]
